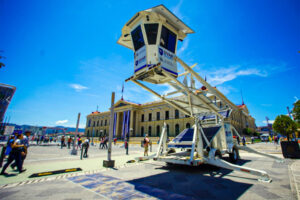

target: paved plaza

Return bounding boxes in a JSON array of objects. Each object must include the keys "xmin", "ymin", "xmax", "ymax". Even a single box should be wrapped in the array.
[{"xmin": 0, "ymin": 142, "xmax": 299, "ymax": 199}]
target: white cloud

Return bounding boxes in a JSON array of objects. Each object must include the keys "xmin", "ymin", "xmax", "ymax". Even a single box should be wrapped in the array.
[
  {"xmin": 69, "ymin": 84, "xmax": 88, "ymax": 92},
  {"xmin": 171, "ymin": 0, "xmax": 184, "ymax": 19},
  {"xmin": 177, "ymin": 38, "xmax": 189, "ymax": 56},
  {"xmin": 56, "ymin": 119, "xmax": 68, "ymax": 125},
  {"xmin": 198, "ymin": 65, "xmax": 268, "ymax": 86},
  {"xmin": 262, "ymin": 120, "xmax": 274, "ymax": 124}
]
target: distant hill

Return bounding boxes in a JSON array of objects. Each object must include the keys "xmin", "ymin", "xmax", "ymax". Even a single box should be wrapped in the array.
[{"xmin": 4, "ymin": 123, "xmax": 85, "ymax": 134}]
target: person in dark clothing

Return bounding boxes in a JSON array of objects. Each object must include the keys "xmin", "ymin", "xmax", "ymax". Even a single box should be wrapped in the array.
[
  {"xmin": 103, "ymin": 136, "xmax": 108, "ymax": 149},
  {"xmin": 236, "ymin": 136, "xmax": 240, "ymax": 145},
  {"xmin": 11, "ymin": 135, "xmax": 29, "ymax": 170},
  {"xmin": 82, "ymin": 139, "xmax": 90, "ymax": 158},
  {"xmin": 1, "ymin": 134, "xmax": 26, "ymax": 175},
  {"xmin": 61, "ymin": 136, "xmax": 65, "ymax": 149}
]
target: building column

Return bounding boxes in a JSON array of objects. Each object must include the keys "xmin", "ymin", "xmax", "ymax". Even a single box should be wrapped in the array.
[
  {"xmin": 115, "ymin": 112, "xmax": 120, "ymax": 138},
  {"xmin": 130, "ymin": 110, "xmax": 134, "ymax": 136}
]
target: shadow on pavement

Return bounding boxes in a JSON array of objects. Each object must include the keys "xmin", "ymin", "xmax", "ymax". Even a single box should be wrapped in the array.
[{"xmin": 128, "ymin": 159, "xmax": 253, "ymax": 200}]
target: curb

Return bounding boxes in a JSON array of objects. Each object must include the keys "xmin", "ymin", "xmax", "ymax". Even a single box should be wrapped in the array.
[{"xmin": 0, "ymin": 161, "xmax": 145, "ymax": 190}]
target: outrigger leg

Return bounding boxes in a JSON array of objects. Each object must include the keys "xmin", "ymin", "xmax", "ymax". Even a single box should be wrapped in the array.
[{"xmin": 205, "ymin": 156, "xmax": 272, "ymax": 183}]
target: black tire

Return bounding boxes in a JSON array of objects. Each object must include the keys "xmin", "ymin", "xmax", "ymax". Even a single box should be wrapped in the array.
[
  {"xmin": 229, "ymin": 147, "xmax": 239, "ymax": 163},
  {"xmin": 214, "ymin": 150, "xmax": 222, "ymax": 159}
]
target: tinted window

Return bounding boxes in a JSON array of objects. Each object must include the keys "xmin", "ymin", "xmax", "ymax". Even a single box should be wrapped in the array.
[
  {"xmin": 160, "ymin": 25, "xmax": 177, "ymax": 53},
  {"xmin": 165, "ymin": 111, "xmax": 169, "ymax": 120},
  {"xmin": 175, "ymin": 110, "xmax": 179, "ymax": 119},
  {"xmin": 149, "ymin": 113, "xmax": 152, "ymax": 121},
  {"xmin": 156, "ymin": 112, "xmax": 160, "ymax": 120},
  {"xmin": 144, "ymin": 23, "xmax": 158, "ymax": 44},
  {"xmin": 131, "ymin": 25, "xmax": 145, "ymax": 51},
  {"xmin": 141, "ymin": 114, "xmax": 144, "ymax": 122}
]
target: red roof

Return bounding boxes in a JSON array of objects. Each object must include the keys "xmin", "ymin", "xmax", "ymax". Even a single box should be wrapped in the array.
[{"xmin": 91, "ymin": 111, "xmax": 100, "ymax": 114}]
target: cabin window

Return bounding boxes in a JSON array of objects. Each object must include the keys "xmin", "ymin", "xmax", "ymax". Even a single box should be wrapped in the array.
[
  {"xmin": 144, "ymin": 23, "xmax": 158, "ymax": 45},
  {"xmin": 131, "ymin": 25, "xmax": 145, "ymax": 51},
  {"xmin": 160, "ymin": 25, "xmax": 177, "ymax": 53}
]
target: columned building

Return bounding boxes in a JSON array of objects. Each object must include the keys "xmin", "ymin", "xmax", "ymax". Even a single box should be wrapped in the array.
[{"xmin": 85, "ymin": 96, "xmax": 256, "ymax": 138}]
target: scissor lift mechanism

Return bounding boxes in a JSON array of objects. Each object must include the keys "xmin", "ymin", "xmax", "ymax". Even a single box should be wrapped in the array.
[{"xmin": 127, "ymin": 56, "xmax": 283, "ymax": 183}]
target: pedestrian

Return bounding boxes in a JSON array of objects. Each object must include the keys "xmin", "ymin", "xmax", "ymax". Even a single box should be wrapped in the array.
[
  {"xmin": 11, "ymin": 134, "xmax": 29, "ymax": 170},
  {"xmin": 77, "ymin": 137, "xmax": 82, "ymax": 150},
  {"xmin": 1, "ymin": 134, "xmax": 26, "ymax": 175},
  {"xmin": 36, "ymin": 136, "xmax": 40, "ymax": 145},
  {"xmin": 99, "ymin": 137, "xmax": 104, "ymax": 149},
  {"xmin": 103, "ymin": 136, "xmax": 108, "ymax": 149},
  {"xmin": 82, "ymin": 139, "xmax": 90, "ymax": 158},
  {"xmin": 125, "ymin": 139, "xmax": 128, "ymax": 155},
  {"xmin": 236, "ymin": 136, "xmax": 240, "ymax": 145},
  {"xmin": 4, "ymin": 135, "xmax": 15, "ymax": 156},
  {"xmin": 67, "ymin": 136, "xmax": 72, "ymax": 149},
  {"xmin": 251, "ymin": 136, "xmax": 254, "ymax": 144},
  {"xmin": 143, "ymin": 134, "xmax": 150, "ymax": 156},
  {"xmin": 113, "ymin": 137, "xmax": 117, "ymax": 145},
  {"xmin": 61, "ymin": 135, "xmax": 65, "ymax": 149},
  {"xmin": 242, "ymin": 136, "xmax": 246, "ymax": 146}
]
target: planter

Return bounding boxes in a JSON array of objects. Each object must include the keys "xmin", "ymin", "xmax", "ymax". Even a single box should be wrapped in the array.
[{"xmin": 280, "ymin": 141, "xmax": 300, "ymax": 158}]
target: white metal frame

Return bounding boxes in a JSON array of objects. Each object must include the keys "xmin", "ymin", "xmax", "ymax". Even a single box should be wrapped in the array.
[{"xmin": 128, "ymin": 56, "xmax": 282, "ymax": 182}]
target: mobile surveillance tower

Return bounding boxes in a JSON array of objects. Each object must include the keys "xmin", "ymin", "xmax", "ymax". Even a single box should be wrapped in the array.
[{"xmin": 118, "ymin": 5, "xmax": 281, "ymax": 182}]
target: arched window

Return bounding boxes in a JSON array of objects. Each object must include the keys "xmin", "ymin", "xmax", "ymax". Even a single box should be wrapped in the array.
[
  {"xmin": 141, "ymin": 126, "xmax": 144, "ymax": 136},
  {"xmin": 167, "ymin": 124, "xmax": 170, "ymax": 136},
  {"xmin": 101, "ymin": 120, "xmax": 103, "ymax": 126},
  {"xmin": 148, "ymin": 113, "xmax": 152, "ymax": 121},
  {"xmin": 175, "ymin": 109, "xmax": 179, "ymax": 119},
  {"xmin": 156, "ymin": 125, "xmax": 160, "ymax": 136},
  {"xmin": 105, "ymin": 120, "xmax": 107, "ymax": 126},
  {"xmin": 148, "ymin": 126, "xmax": 152, "ymax": 136},
  {"xmin": 175, "ymin": 124, "xmax": 180, "ymax": 135},
  {"xmin": 96, "ymin": 130, "xmax": 98, "ymax": 137},
  {"xmin": 186, "ymin": 123, "xmax": 191, "ymax": 129},
  {"xmin": 87, "ymin": 130, "xmax": 90, "ymax": 137},
  {"xmin": 93, "ymin": 121, "xmax": 95, "ymax": 127},
  {"xmin": 88, "ymin": 120, "xmax": 91, "ymax": 127}
]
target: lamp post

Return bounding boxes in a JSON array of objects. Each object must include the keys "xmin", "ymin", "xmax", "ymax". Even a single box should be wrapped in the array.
[
  {"xmin": 71, "ymin": 113, "xmax": 80, "ymax": 155},
  {"xmin": 126, "ymin": 128, "xmax": 133, "ymax": 155},
  {"xmin": 103, "ymin": 92, "xmax": 115, "ymax": 167}
]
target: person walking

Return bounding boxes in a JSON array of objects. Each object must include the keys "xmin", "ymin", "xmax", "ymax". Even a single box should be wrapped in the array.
[
  {"xmin": 99, "ymin": 137, "xmax": 104, "ymax": 149},
  {"xmin": 143, "ymin": 134, "xmax": 150, "ymax": 156},
  {"xmin": 82, "ymin": 139, "xmax": 90, "ymax": 158},
  {"xmin": 236, "ymin": 136, "xmax": 240, "ymax": 145},
  {"xmin": 242, "ymin": 136, "xmax": 246, "ymax": 146},
  {"xmin": 251, "ymin": 136, "xmax": 254, "ymax": 144},
  {"xmin": 61, "ymin": 135, "xmax": 65, "ymax": 149},
  {"xmin": 103, "ymin": 136, "xmax": 108, "ymax": 149},
  {"xmin": 67, "ymin": 136, "xmax": 72, "ymax": 149},
  {"xmin": 77, "ymin": 137, "xmax": 82, "ymax": 150},
  {"xmin": 11, "ymin": 134, "xmax": 29, "ymax": 170},
  {"xmin": 1, "ymin": 134, "xmax": 26, "ymax": 175}
]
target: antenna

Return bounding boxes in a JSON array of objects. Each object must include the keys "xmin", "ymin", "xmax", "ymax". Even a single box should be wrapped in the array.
[{"xmin": 96, "ymin": 105, "xmax": 99, "ymax": 112}]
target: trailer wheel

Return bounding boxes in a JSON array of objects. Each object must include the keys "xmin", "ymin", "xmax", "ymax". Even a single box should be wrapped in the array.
[{"xmin": 229, "ymin": 147, "xmax": 239, "ymax": 163}]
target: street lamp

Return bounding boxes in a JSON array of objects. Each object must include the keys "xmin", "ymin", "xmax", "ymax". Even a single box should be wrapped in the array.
[{"xmin": 71, "ymin": 113, "xmax": 80, "ymax": 155}]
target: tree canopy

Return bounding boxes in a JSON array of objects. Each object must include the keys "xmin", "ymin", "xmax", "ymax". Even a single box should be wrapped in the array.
[
  {"xmin": 293, "ymin": 100, "xmax": 300, "ymax": 123},
  {"xmin": 273, "ymin": 115, "xmax": 297, "ymax": 141}
]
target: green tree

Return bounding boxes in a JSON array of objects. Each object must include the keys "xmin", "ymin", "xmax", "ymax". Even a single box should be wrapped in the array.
[
  {"xmin": 293, "ymin": 100, "xmax": 300, "ymax": 124},
  {"xmin": 273, "ymin": 115, "xmax": 297, "ymax": 141}
]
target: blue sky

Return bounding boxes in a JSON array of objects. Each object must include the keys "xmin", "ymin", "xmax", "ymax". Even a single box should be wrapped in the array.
[{"xmin": 1, "ymin": 0, "xmax": 299, "ymax": 128}]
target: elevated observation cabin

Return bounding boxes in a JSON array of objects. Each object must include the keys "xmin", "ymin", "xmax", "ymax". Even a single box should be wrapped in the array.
[{"xmin": 118, "ymin": 5, "xmax": 194, "ymax": 84}]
